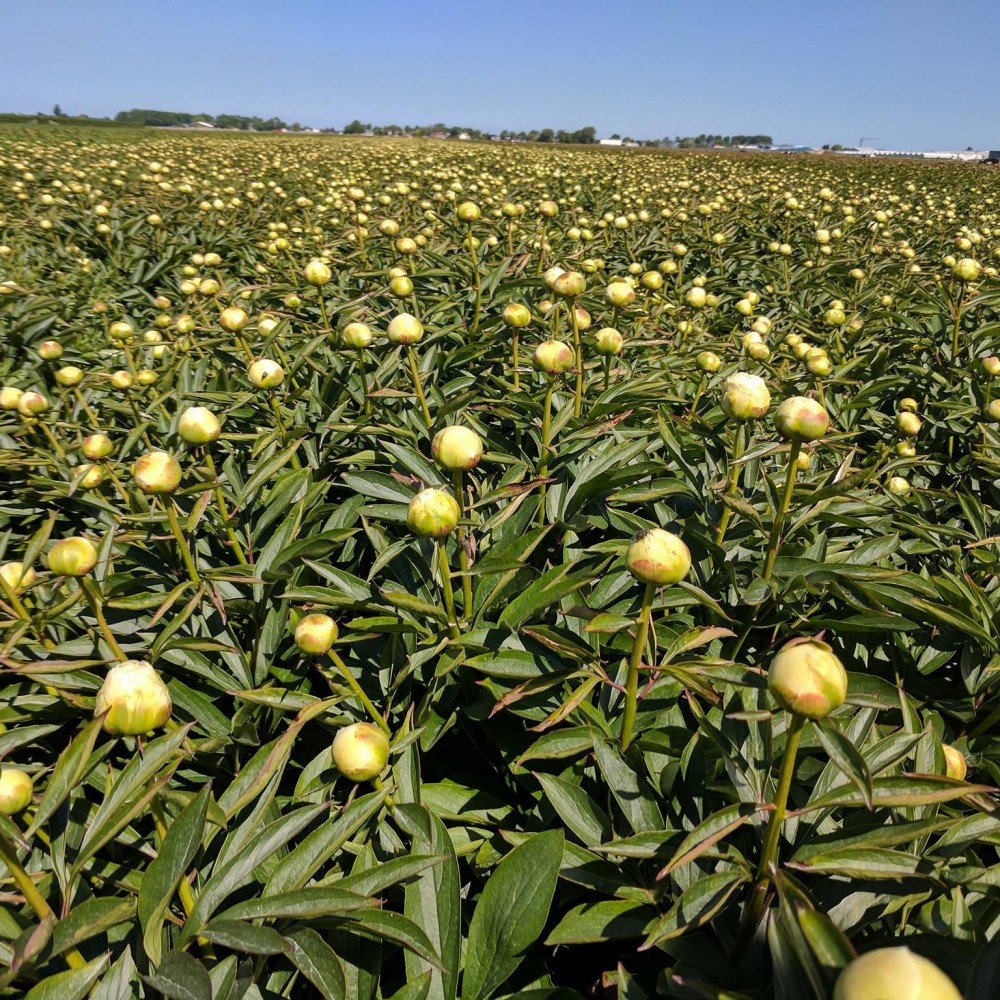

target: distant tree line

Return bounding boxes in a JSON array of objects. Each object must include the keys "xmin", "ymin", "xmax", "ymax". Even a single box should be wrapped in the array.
[
  {"xmin": 343, "ymin": 121, "xmax": 599, "ymax": 143},
  {"xmin": 666, "ymin": 134, "xmax": 773, "ymax": 148},
  {"xmin": 114, "ymin": 109, "xmax": 295, "ymax": 130}
]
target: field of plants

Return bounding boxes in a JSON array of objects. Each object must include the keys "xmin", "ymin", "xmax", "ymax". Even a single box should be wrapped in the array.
[{"xmin": 3, "ymin": 129, "xmax": 1000, "ymax": 999}]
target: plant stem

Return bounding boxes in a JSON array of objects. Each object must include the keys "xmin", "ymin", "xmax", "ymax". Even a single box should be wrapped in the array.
[
  {"xmin": 437, "ymin": 541, "xmax": 461, "ymax": 641},
  {"xmin": 761, "ymin": 440, "xmax": 801, "ymax": 582},
  {"xmin": 453, "ymin": 470, "xmax": 473, "ymax": 618},
  {"xmin": 512, "ymin": 333, "xmax": 520, "ymax": 392},
  {"xmin": 82, "ymin": 578, "xmax": 127, "ymax": 662},
  {"xmin": 570, "ymin": 303, "xmax": 584, "ymax": 418},
  {"xmin": 0, "ymin": 828, "xmax": 87, "ymax": 970},
  {"xmin": 952, "ymin": 285, "xmax": 964, "ymax": 360},
  {"xmin": 202, "ymin": 451, "xmax": 248, "ymax": 565},
  {"xmin": 537, "ymin": 379, "xmax": 555, "ymax": 526},
  {"xmin": 746, "ymin": 713, "xmax": 806, "ymax": 930},
  {"xmin": 468, "ymin": 224, "xmax": 481, "ymax": 335},
  {"xmin": 715, "ymin": 423, "xmax": 746, "ymax": 546},
  {"xmin": 327, "ymin": 649, "xmax": 390, "ymax": 735},
  {"xmin": 317, "ymin": 293, "xmax": 331, "ymax": 334},
  {"xmin": 356, "ymin": 348, "xmax": 372, "ymax": 416},
  {"xmin": 603, "ymin": 355, "xmax": 611, "ymax": 395},
  {"xmin": 164, "ymin": 499, "xmax": 201, "ymax": 586},
  {"xmin": 407, "ymin": 347, "xmax": 432, "ymax": 430},
  {"xmin": 620, "ymin": 582, "xmax": 656, "ymax": 751}
]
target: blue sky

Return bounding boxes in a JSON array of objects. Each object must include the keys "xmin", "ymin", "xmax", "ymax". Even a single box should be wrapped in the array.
[{"xmin": 3, "ymin": 0, "xmax": 998, "ymax": 149}]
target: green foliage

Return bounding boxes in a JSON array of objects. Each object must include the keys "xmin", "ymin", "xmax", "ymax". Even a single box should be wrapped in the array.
[{"xmin": 0, "ymin": 130, "xmax": 999, "ymax": 998}]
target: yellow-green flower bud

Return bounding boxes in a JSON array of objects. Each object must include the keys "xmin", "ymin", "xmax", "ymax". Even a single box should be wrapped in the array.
[
  {"xmin": 0, "ymin": 768, "xmax": 33, "ymax": 815},
  {"xmin": 625, "ymin": 528, "xmax": 691, "ymax": 586},
  {"xmin": 48, "ymin": 536, "xmax": 98, "ymax": 577},
  {"xmin": 0, "ymin": 561, "xmax": 37, "ymax": 593},
  {"xmin": 178, "ymin": 406, "xmax": 221, "ymax": 444},
  {"xmin": 133, "ymin": 451, "xmax": 182, "ymax": 494},
  {"xmin": 768, "ymin": 637, "xmax": 847, "ymax": 719},
  {"xmin": 95, "ymin": 659, "xmax": 173, "ymax": 736},
  {"xmin": 774, "ymin": 396, "xmax": 830, "ymax": 441},
  {"xmin": 432, "ymin": 426, "xmax": 483, "ymax": 470},
  {"xmin": 833, "ymin": 947, "xmax": 961, "ymax": 1000},
  {"xmin": 722, "ymin": 373, "xmax": 771, "ymax": 420},
  {"xmin": 387, "ymin": 313, "xmax": 424, "ymax": 345},
  {"xmin": 294, "ymin": 613, "xmax": 339, "ymax": 654},
  {"xmin": 942, "ymin": 743, "xmax": 967, "ymax": 781},
  {"xmin": 333, "ymin": 722, "xmax": 390, "ymax": 781},
  {"xmin": 407, "ymin": 488, "xmax": 460, "ymax": 538},
  {"xmin": 247, "ymin": 359, "xmax": 285, "ymax": 388},
  {"xmin": 534, "ymin": 340, "xmax": 575, "ymax": 374}
]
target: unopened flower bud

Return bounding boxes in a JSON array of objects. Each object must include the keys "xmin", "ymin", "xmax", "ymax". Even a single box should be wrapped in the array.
[
  {"xmin": 0, "ymin": 561, "xmax": 37, "ymax": 593},
  {"xmin": 294, "ymin": 613, "xmax": 339, "ymax": 654},
  {"xmin": 594, "ymin": 328, "xmax": 623, "ymax": 356},
  {"xmin": 952, "ymin": 257, "xmax": 981, "ymax": 282},
  {"xmin": 303, "ymin": 259, "xmax": 332, "ymax": 286},
  {"xmin": 774, "ymin": 396, "xmax": 830, "ymax": 441},
  {"xmin": 768, "ymin": 637, "xmax": 847, "ymax": 719},
  {"xmin": 502, "ymin": 303, "xmax": 532, "ymax": 328},
  {"xmin": 534, "ymin": 340, "xmax": 575, "ymax": 374},
  {"xmin": 48, "ymin": 536, "xmax": 98, "ymax": 576},
  {"xmin": 0, "ymin": 768, "xmax": 33, "ymax": 815},
  {"xmin": 95, "ymin": 659, "xmax": 173, "ymax": 735},
  {"xmin": 133, "ymin": 451, "xmax": 182, "ymax": 494},
  {"xmin": 387, "ymin": 313, "xmax": 423, "ymax": 345},
  {"xmin": 833, "ymin": 947, "xmax": 960, "ymax": 1000},
  {"xmin": 432, "ymin": 426, "xmax": 483, "ymax": 470},
  {"xmin": 943, "ymin": 744, "xmax": 967, "ymax": 781},
  {"xmin": 178, "ymin": 406, "xmax": 221, "ymax": 444},
  {"xmin": 248, "ymin": 359, "xmax": 285, "ymax": 388},
  {"xmin": 332, "ymin": 722, "xmax": 390, "ymax": 782},
  {"xmin": 606, "ymin": 281, "xmax": 635, "ymax": 307},
  {"xmin": 342, "ymin": 322, "xmax": 373, "ymax": 348},
  {"xmin": 407, "ymin": 488, "xmax": 460, "ymax": 538},
  {"xmin": 625, "ymin": 528, "xmax": 691, "ymax": 586},
  {"xmin": 722, "ymin": 373, "xmax": 771, "ymax": 420}
]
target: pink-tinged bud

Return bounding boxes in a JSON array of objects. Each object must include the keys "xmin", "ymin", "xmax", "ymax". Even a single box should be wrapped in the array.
[
  {"xmin": 722, "ymin": 373, "xmax": 771, "ymax": 420},
  {"xmin": 594, "ymin": 328, "xmax": 623, "ymax": 356},
  {"xmin": 534, "ymin": 340, "xmax": 575, "ymax": 374},
  {"xmin": 502, "ymin": 303, "xmax": 532, "ymax": 328},
  {"xmin": 407, "ymin": 488, "xmax": 460, "ymax": 538},
  {"xmin": 432, "ymin": 426, "xmax": 483, "ymax": 470},
  {"xmin": 625, "ymin": 528, "xmax": 691, "ymax": 586},
  {"xmin": 552, "ymin": 270, "xmax": 586, "ymax": 298},
  {"xmin": 17, "ymin": 391, "xmax": 48, "ymax": 417},
  {"xmin": 0, "ymin": 768, "xmax": 33, "ymax": 815},
  {"xmin": 48, "ymin": 537, "xmax": 98, "ymax": 577},
  {"xmin": 606, "ymin": 281, "xmax": 635, "ymax": 307},
  {"xmin": 294, "ymin": 613, "xmax": 339, "ymax": 654},
  {"xmin": 133, "ymin": 451, "xmax": 182, "ymax": 494},
  {"xmin": 767, "ymin": 637, "xmax": 847, "ymax": 719},
  {"xmin": 387, "ymin": 313, "xmax": 423, "ymax": 345},
  {"xmin": 833, "ymin": 947, "xmax": 961, "ymax": 1000},
  {"xmin": 774, "ymin": 396, "xmax": 829, "ymax": 441},
  {"xmin": 95, "ymin": 659, "xmax": 173, "ymax": 735},
  {"xmin": 333, "ymin": 722, "xmax": 390, "ymax": 782}
]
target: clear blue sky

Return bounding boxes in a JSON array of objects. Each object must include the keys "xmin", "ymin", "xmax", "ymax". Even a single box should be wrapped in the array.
[{"xmin": 3, "ymin": 0, "xmax": 998, "ymax": 149}]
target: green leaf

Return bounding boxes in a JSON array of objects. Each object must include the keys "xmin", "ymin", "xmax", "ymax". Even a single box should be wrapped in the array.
[
  {"xmin": 201, "ymin": 919, "xmax": 289, "ymax": 955},
  {"xmin": 462, "ymin": 829, "xmax": 564, "ymax": 1000},
  {"xmin": 545, "ymin": 900, "xmax": 657, "ymax": 945},
  {"xmin": 535, "ymin": 772, "xmax": 611, "ymax": 845},
  {"xmin": 593, "ymin": 740, "xmax": 664, "ymax": 834},
  {"xmin": 286, "ymin": 928, "xmax": 347, "ymax": 998},
  {"xmin": 143, "ymin": 950, "xmax": 212, "ymax": 1000},
  {"xmin": 139, "ymin": 785, "xmax": 210, "ymax": 967},
  {"xmin": 24, "ymin": 956, "xmax": 108, "ymax": 1000},
  {"xmin": 639, "ymin": 871, "xmax": 748, "ymax": 949}
]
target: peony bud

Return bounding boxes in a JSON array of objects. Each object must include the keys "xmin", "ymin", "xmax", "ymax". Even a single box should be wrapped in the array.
[
  {"xmin": 0, "ymin": 561, "xmax": 37, "ymax": 593},
  {"xmin": 768, "ymin": 637, "xmax": 847, "ymax": 719},
  {"xmin": 774, "ymin": 396, "xmax": 829, "ymax": 441},
  {"xmin": 502, "ymin": 303, "xmax": 532, "ymax": 328},
  {"xmin": 77, "ymin": 463, "xmax": 104, "ymax": 490},
  {"xmin": 626, "ymin": 528, "xmax": 691, "ymax": 586},
  {"xmin": 133, "ymin": 451, "xmax": 182, "ymax": 494},
  {"xmin": 432, "ymin": 426, "xmax": 483, "ymax": 470},
  {"xmin": 722, "ymin": 373, "xmax": 771, "ymax": 421},
  {"xmin": 219, "ymin": 306, "xmax": 248, "ymax": 332},
  {"xmin": 303, "ymin": 259, "xmax": 332, "ymax": 286},
  {"xmin": 0, "ymin": 768, "xmax": 33, "ymax": 815},
  {"xmin": 407, "ymin": 488, "xmax": 460, "ymax": 538},
  {"xmin": 552, "ymin": 270, "xmax": 586, "ymax": 298},
  {"xmin": 332, "ymin": 722, "xmax": 390, "ymax": 782},
  {"xmin": 48, "ymin": 537, "xmax": 98, "ymax": 577},
  {"xmin": 456, "ymin": 201, "xmax": 481, "ymax": 222},
  {"xmin": 0, "ymin": 387, "xmax": 24, "ymax": 410},
  {"xmin": 952, "ymin": 257, "xmax": 981, "ymax": 282},
  {"xmin": 17, "ymin": 391, "xmax": 48, "ymax": 417},
  {"xmin": 387, "ymin": 313, "xmax": 423, "ymax": 345},
  {"xmin": 534, "ymin": 340, "xmax": 575, "ymax": 374},
  {"xmin": 896, "ymin": 412, "xmax": 921, "ymax": 437},
  {"xmin": 943, "ymin": 744, "xmax": 967, "ymax": 781},
  {"xmin": 38, "ymin": 340, "xmax": 63, "ymax": 360},
  {"xmin": 294, "ymin": 613, "xmax": 339, "ymax": 654},
  {"xmin": 594, "ymin": 328, "xmax": 624, "ymax": 356},
  {"xmin": 178, "ymin": 406, "xmax": 221, "ymax": 444},
  {"xmin": 82, "ymin": 434, "xmax": 114, "ymax": 460},
  {"xmin": 342, "ymin": 322, "xmax": 373, "ymax": 348},
  {"xmin": 247, "ymin": 359, "xmax": 285, "ymax": 388},
  {"xmin": 981, "ymin": 356, "xmax": 1000, "ymax": 377},
  {"xmin": 606, "ymin": 281, "xmax": 635, "ymax": 307},
  {"xmin": 888, "ymin": 476, "xmax": 911, "ymax": 495},
  {"xmin": 833, "ymin": 947, "xmax": 961, "ymax": 1000},
  {"xmin": 697, "ymin": 351, "xmax": 722, "ymax": 373},
  {"xmin": 95, "ymin": 659, "xmax": 172, "ymax": 735},
  {"xmin": 55, "ymin": 365, "xmax": 84, "ymax": 387}
]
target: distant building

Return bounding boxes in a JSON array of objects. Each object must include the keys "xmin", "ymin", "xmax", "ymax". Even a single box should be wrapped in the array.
[
  {"xmin": 194, "ymin": 121, "xmax": 215, "ymax": 129},
  {"xmin": 458, "ymin": 132, "xmax": 471, "ymax": 141},
  {"xmin": 600, "ymin": 137, "xmax": 623, "ymax": 147}
]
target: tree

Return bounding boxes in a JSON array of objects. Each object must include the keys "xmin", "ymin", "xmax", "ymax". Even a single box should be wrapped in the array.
[
  {"xmin": 343, "ymin": 119, "xmax": 367, "ymax": 134},
  {"xmin": 610, "ymin": 133, "xmax": 621, "ymax": 140},
  {"xmin": 537, "ymin": 128, "xmax": 554, "ymax": 143},
  {"xmin": 52, "ymin": 104, "xmax": 65, "ymax": 117}
]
